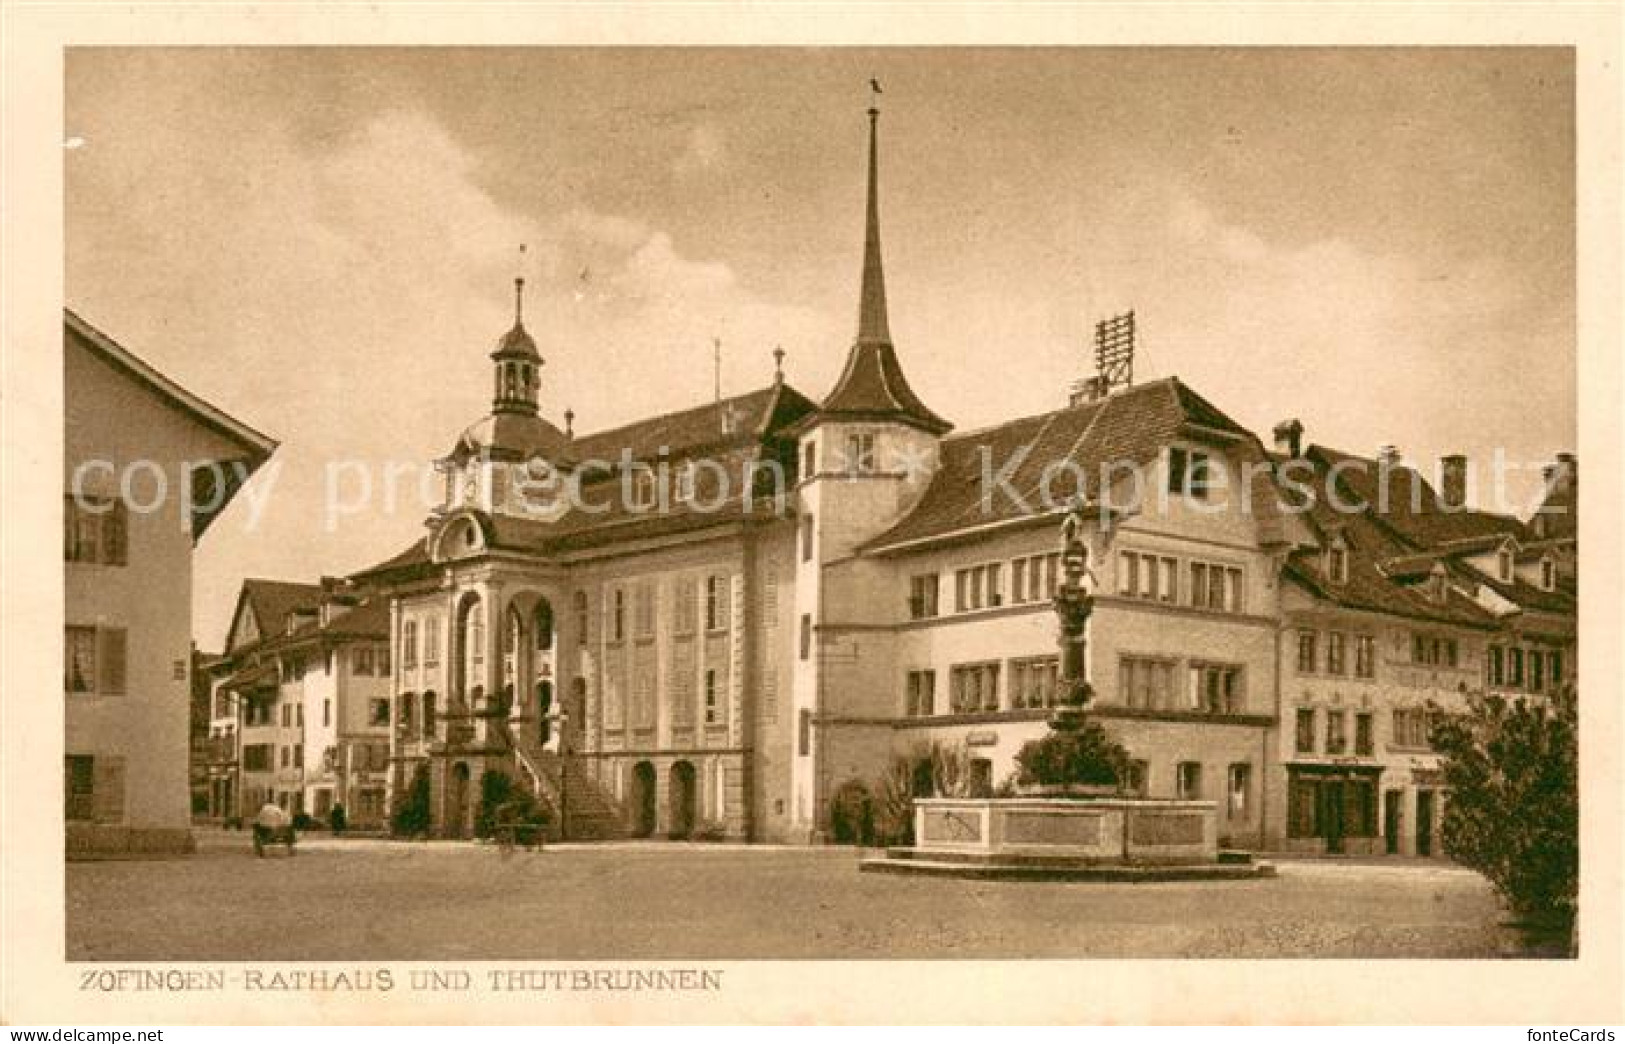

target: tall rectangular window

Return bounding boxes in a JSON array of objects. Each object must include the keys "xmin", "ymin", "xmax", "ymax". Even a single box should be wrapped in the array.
[
  {"xmin": 404, "ymin": 622, "xmax": 419, "ymax": 669},
  {"xmin": 1296, "ymin": 630, "xmax": 1318, "ymax": 674},
  {"xmin": 905, "ymin": 670, "xmax": 936, "ymax": 717},
  {"xmin": 1355, "ymin": 634, "xmax": 1375, "ymax": 678},
  {"xmin": 674, "ymin": 577, "xmax": 697, "ymax": 635},
  {"xmin": 1326, "ymin": 632, "xmax": 1347, "ymax": 676},
  {"xmin": 423, "ymin": 617, "xmax": 441, "ymax": 667},
  {"xmin": 1227, "ymin": 763, "xmax": 1251, "ymax": 819},
  {"xmin": 64, "ymin": 755, "xmax": 95, "ymax": 821},
  {"xmin": 634, "ymin": 582, "xmax": 655, "ymax": 640},
  {"xmin": 65, "ymin": 626, "xmax": 96, "ymax": 693},
  {"xmin": 705, "ymin": 575, "xmax": 729, "ymax": 631},
  {"xmin": 1489, "ymin": 644, "xmax": 1505, "ymax": 686},
  {"xmin": 797, "ymin": 708, "xmax": 811, "ymax": 757},
  {"xmin": 1189, "ymin": 563, "xmax": 1208, "ymax": 608},
  {"xmin": 800, "ymin": 513, "xmax": 814, "ymax": 562},
  {"xmin": 1176, "ymin": 762, "xmax": 1203, "ymax": 800},
  {"xmin": 908, "ymin": 574, "xmax": 939, "ymax": 620},
  {"xmin": 1011, "ymin": 558, "xmax": 1027, "ymax": 603},
  {"xmin": 1355, "ymin": 712, "xmax": 1374, "ymax": 756},
  {"xmin": 799, "ymin": 614, "xmax": 812, "ymax": 661},
  {"xmin": 704, "ymin": 669, "xmax": 719, "ymax": 725},
  {"xmin": 1295, "ymin": 707, "xmax": 1316, "ymax": 754},
  {"xmin": 1326, "ymin": 710, "xmax": 1347, "ymax": 754},
  {"xmin": 611, "ymin": 588, "xmax": 626, "ymax": 642},
  {"xmin": 1119, "ymin": 551, "xmax": 1139, "ymax": 596},
  {"xmin": 844, "ymin": 432, "xmax": 876, "ymax": 474},
  {"xmin": 1160, "ymin": 557, "xmax": 1179, "ymax": 603},
  {"xmin": 64, "ymin": 495, "xmax": 128, "ymax": 566}
]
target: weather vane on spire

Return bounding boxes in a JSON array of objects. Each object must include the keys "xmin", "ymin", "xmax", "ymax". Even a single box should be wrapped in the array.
[{"xmin": 514, "ymin": 242, "xmax": 528, "ymax": 324}]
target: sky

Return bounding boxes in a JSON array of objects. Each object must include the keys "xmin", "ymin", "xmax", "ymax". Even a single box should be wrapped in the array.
[{"xmin": 64, "ymin": 47, "xmax": 1576, "ymax": 648}]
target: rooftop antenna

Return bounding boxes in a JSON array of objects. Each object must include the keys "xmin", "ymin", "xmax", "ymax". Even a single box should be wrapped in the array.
[
  {"xmin": 1069, "ymin": 309, "xmax": 1136, "ymax": 406},
  {"xmin": 713, "ymin": 336, "xmax": 723, "ymax": 404}
]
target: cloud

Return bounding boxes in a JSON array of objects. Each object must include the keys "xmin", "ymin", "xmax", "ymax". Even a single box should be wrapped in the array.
[{"xmin": 68, "ymin": 103, "xmax": 830, "ymax": 646}]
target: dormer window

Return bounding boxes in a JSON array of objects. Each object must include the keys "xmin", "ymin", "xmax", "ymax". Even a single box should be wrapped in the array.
[
  {"xmin": 1427, "ymin": 566, "xmax": 1449, "ymax": 604},
  {"xmin": 1326, "ymin": 540, "xmax": 1349, "ymax": 584},
  {"xmin": 1168, "ymin": 447, "xmax": 1212, "ymax": 500},
  {"xmin": 675, "ymin": 462, "xmax": 696, "ymax": 504},
  {"xmin": 1497, "ymin": 547, "xmax": 1514, "ymax": 583},
  {"xmin": 628, "ymin": 467, "xmax": 658, "ymax": 510}
]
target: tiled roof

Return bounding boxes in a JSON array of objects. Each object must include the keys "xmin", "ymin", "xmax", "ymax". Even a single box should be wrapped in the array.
[
  {"xmin": 814, "ymin": 341, "xmax": 953, "ymax": 435},
  {"xmin": 571, "ymin": 381, "xmax": 814, "ymax": 463},
  {"xmin": 351, "ymin": 383, "xmax": 815, "ymax": 580},
  {"xmin": 861, "ymin": 377, "xmax": 1253, "ymax": 553},
  {"xmin": 447, "ymin": 411, "xmax": 573, "ymax": 465},
  {"xmin": 1455, "ymin": 560, "xmax": 1577, "ymax": 617},
  {"xmin": 1305, "ymin": 444, "xmax": 1528, "ymax": 548},
  {"xmin": 241, "ymin": 578, "xmax": 326, "ymax": 638}
]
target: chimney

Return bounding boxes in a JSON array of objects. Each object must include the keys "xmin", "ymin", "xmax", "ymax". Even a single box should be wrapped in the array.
[
  {"xmin": 1272, "ymin": 418, "xmax": 1304, "ymax": 458},
  {"xmin": 1069, "ymin": 376, "xmax": 1109, "ymax": 407},
  {"xmin": 1543, "ymin": 452, "xmax": 1577, "ymax": 492},
  {"xmin": 1439, "ymin": 454, "xmax": 1468, "ymax": 509}
]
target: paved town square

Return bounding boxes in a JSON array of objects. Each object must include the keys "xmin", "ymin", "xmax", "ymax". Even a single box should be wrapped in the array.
[{"xmin": 67, "ymin": 836, "xmax": 1524, "ymax": 961}]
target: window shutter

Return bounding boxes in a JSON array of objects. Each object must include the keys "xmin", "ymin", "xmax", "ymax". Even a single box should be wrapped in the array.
[
  {"xmin": 104, "ymin": 500, "xmax": 128, "ymax": 566},
  {"xmin": 99, "ymin": 628, "xmax": 127, "ymax": 695},
  {"xmin": 64, "ymin": 496, "xmax": 77, "ymax": 561},
  {"xmin": 93, "ymin": 756, "xmax": 126, "ymax": 823}
]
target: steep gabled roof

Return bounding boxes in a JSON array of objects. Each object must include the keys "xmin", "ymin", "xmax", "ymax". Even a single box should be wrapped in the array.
[
  {"xmin": 861, "ymin": 377, "xmax": 1252, "ymax": 553},
  {"xmin": 225, "ymin": 578, "xmax": 327, "ymax": 652},
  {"xmin": 66, "ymin": 308, "xmax": 278, "ymax": 539},
  {"xmin": 571, "ymin": 382, "xmax": 814, "ymax": 463}
]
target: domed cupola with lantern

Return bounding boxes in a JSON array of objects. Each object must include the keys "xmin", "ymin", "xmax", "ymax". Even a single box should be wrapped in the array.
[{"xmin": 436, "ymin": 276, "xmax": 575, "ymax": 523}]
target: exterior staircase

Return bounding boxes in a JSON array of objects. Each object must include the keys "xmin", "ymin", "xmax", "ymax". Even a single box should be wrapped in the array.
[{"xmin": 489, "ymin": 716, "xmax": 624, "ymax": 841}]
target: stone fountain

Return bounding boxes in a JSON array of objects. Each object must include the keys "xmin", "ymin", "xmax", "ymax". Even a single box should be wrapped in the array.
[{"xmin": 861, "ymin": 503, "xmax": 1276, "ymax": 881}]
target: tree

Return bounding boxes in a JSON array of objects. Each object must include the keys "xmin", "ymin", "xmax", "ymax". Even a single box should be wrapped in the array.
[
  {"xmin": 1014, "ymin": 721, "xmax": 1133, "ymax": 789},
  {"xmin": 1429, "ymin": 684, "xmax": 1577, "ymax": 940},
  {"xmin": 391, "ymin": 764, "xmax": 432, "ymax": 838}
]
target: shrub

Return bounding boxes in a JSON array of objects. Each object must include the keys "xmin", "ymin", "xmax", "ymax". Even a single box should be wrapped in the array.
[
  {"xmin": 476, "ymin": 769, "xmax": 519, "ymax": 839},
  {"xmin": 1431, "ymin": 685, "xmax": 1577, "ymax": 939},
  {"xmin": 391, "ymin": 764, "xmax": 432, "ymax": 838},
  {"xmin": 1014, "ymin": 723, "xmax": 1132, "ymax": 788},
  {"xmin": 828, "ymin": 779, "xmax": 875, "ymax": 845},
  {"xmin": 872, "ymin": 749, "xmax": 929, "ymax": 846}
]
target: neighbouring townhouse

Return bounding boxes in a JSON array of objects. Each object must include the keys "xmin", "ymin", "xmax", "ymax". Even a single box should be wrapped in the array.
[
  {"xmin": 1269, "ymin": 427, "xmax": 1577, "ymax": 856},
  {"xmin": 64, "ymin": 310, "xmax": 276, "ymax": 855},
  {"xmin": 212, "ymin": 578, "xmax": 395, "ymax": 827}
]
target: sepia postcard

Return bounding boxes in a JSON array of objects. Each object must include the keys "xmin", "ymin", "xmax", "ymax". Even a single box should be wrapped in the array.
[{"xmin": 2, "ymin": 1, "xmax": 1622, "ymax": 1028}]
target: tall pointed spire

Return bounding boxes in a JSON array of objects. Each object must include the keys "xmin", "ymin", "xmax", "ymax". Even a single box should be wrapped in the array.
[
  {"xmin": 857, "ymin": 102, "xmax": 891, "ymax": 345},
  {"xmin": 810, "ymin": 87, "xmax": 952, "ymax": 437}
]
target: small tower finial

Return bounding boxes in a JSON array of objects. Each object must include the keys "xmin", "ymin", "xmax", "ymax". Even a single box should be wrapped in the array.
[
  {"xmin": 514, "ymin": 242, "xmax": 527, "ymax": 324},
  {"xmin": 713, "ymin": 336, "xmax": 723, "ymax": 404},
  {"xmin": 564, "ymin": 407, "xmax": 575, "ymax": 439},
  {"xmin": 773, "ymin": 344, "xmax": 786, "ymax": 380}
]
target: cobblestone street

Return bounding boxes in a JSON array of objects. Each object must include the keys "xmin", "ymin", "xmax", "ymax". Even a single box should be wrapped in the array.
[{"xmin": 65, "ymin": 831, "xmax": 1527, "ymax": 960}]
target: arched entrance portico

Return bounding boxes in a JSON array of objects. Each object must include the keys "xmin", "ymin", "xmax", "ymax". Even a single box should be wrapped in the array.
[
  {"xmin": 669, "ymin": 761, "xmax": 697, "ymax": 840},
  {"xmin": 629, "ymin": 761, "xmax": 657, "ymax": 838}
]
